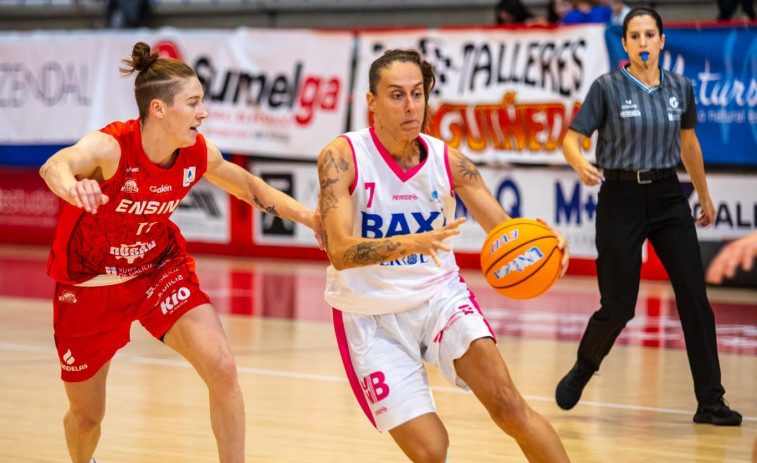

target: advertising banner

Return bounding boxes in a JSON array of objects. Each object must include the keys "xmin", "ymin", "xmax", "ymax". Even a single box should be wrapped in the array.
[
  {"xmin": 0, "ymin": 28, "xmax": 353, "ymax": 158},
  {"xmin": 680, "ymin": 173, "xmax": 757, "ymax": 240},
  {"xmin": 605, "ymin": 24, "xmax": 757, "ymax": 166},
  {"xmin": 351, "ymin": 25, "xmax": 609, "ymax": 164},
  {"xmin": 0, "ymin": 167, "xmax": 60, "ymax": 244},
  {"xmin": 170, "ymin": 178, "xmax": 230, "ymax": 244},
  {"xmin": 249, "ymin": 162, "xmax": 321, "ymax": 247}
]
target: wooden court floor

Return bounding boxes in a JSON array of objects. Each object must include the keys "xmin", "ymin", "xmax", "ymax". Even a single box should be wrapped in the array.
[{"xmin": 0, "ymin": 245, "xmax": 755, "ymax": 462}]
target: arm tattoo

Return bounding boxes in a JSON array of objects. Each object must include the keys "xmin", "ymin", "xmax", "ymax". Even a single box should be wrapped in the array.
[
  {"xmin": 319, "ymin": 187, "xmax": 338, "ymax": 220},
  {"xmin": 253, "ymin": 195, "xmax": 280, "ymax": 217},
  {"xmin": 319, "ymin": 149, "xmax": 349, "ymax": 175},
  {"xmin": 457, "ymin": 155, "xmax": 480, "ymax": 181},
  {"xmin": 343, "ymin": 239, "xmax": 401, "ymax": 266},
  {"xmin": 318, "ymin": 149, "xmax": 348, "ymax": 219}
]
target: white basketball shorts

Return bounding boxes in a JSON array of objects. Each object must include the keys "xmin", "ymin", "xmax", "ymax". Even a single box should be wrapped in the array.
[{"xmin": 331, "ymin": 277, "xmax": 495, "ymax": 431}]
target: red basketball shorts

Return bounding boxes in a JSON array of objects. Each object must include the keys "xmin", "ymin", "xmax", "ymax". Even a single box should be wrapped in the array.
[{"xmin": 53, "ymin": 255, "xmax": 210, "ymax": 382}]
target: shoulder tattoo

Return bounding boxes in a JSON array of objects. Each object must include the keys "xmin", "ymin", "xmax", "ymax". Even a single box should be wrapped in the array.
[{"xmin": 457, "ymin": 154, "xmax": 480, "ymax": 181}]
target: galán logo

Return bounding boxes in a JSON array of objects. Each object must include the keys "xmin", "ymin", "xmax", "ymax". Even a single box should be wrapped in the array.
[{"xmin": 150, "ymin": 184, "xmax": 173, "ymax": 193}]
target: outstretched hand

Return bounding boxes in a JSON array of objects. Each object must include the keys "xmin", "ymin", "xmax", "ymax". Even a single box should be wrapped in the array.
[
  {"xmin": 705, "ymin": 233, "xmax": 757, "ymax": 284},
  {"xmin": 419, "ymin": 217, "xmax": 466, "ymax": 266},
  {"xmin": 68, "ymin": 179, "xmax": 109, "ymax": 214}
]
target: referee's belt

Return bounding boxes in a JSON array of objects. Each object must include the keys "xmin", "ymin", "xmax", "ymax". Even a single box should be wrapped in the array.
[{"xmin": 603, "ymin": 167, "xmax": 676, "ymax": 184}]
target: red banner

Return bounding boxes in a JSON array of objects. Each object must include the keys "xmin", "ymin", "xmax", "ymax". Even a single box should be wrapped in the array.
[{"xmin": 0, "ymin": 168, "xmax": 60, "ymax": 245}]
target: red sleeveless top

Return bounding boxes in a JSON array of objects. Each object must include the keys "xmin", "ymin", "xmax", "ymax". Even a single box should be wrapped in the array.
[{"xmin": 47, "ymin": 119, "xmax": 208, "ymax": 284}]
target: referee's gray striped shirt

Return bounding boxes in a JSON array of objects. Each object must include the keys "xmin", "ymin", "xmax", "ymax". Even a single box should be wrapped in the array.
[{"xmin": 570, "ymin": 66, "xmax": 698, "ymax": 171}]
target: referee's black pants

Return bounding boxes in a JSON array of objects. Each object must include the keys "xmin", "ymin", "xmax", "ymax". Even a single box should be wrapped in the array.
[{"xmin": 576, "ymin": 174, "xmax": 725, "ymax": 406}]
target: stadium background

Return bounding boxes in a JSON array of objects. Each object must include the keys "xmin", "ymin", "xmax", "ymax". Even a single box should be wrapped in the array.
[{"xmin": 1, "ymin": 0, "xmax": 755, "ymax": 287}]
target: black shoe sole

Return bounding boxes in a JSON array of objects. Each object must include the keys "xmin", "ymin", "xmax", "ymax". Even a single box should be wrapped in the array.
[{"xmin": 692, "ymin": 414, "xmax": 742, "ymax": 426}]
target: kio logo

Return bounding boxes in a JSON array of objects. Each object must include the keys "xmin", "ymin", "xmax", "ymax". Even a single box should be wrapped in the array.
[{"xmin": 160, "ymin": 287, "xmax": 191, "ymax": 314}]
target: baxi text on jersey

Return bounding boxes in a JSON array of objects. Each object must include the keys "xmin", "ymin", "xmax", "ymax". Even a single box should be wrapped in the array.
[
  {"xmin": 361, "ymin": 211, "xmax": 442, "ymax": 238},
  {"xmin": 115, "ymin": 199, "xmax": 181, "ymax": 215}
]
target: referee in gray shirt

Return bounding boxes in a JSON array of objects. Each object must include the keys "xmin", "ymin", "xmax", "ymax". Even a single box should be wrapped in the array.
[{"xmin": 556, "ymin": 7, "xmax": 741, "ymax": 425}]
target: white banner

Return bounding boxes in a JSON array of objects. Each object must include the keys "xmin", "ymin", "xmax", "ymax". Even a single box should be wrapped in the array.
[
  {"xmin": 0, "ymin": 28, "xmax": 353, "ymax": 157},
  {"xmin": 0, "ymin": 30, "xmax": 137, "ymax": 144},
  {"xmin": 683, "ymin": 174, "xmax": 757, "ymax": 241},
  {"xmin": 249, "ymin": 162, "xmax": 321, "ymax": 247},
  {"xmin": 171, "ymin": 178, "xmax": 230, "ymax": 243},
  {"xmin": 351, "ymin": 25, "xmax": 609, "ymax": 164}
]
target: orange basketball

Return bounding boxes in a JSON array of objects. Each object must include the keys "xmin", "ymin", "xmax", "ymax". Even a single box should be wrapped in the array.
[{"xmin": 480, "ymin": 218, "xmax": 563, "ymax": 299}]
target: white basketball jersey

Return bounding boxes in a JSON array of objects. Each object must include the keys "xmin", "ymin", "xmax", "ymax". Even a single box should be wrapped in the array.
[{"xmin": 325, "ymin": 127, "xmax": 460, "ymax": 315}]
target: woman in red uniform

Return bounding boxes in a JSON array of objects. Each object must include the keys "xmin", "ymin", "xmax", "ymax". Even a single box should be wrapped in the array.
[{"xmin": 40, "ymin": 41, "xmax": 321, "ymax": 463}]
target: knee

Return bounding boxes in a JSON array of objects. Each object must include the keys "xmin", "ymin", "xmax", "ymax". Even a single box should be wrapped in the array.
[
  {"xmin": 408, "ymin": 440, "xmax": 448, "ymax": 463},
  {"xmin": 594, "ymin": 306, "xmax": 635, "ymax": 328},
  {"xmin": 66, "ymin": 404, "xmax": 105, "ymax": 433},
  {"xmin": 487, "ymin": 387, "xmax": 531, "ymax": 438},
  {"xmin": 203, "ymin": 350, "xmax": 239, "ymax": 391}
]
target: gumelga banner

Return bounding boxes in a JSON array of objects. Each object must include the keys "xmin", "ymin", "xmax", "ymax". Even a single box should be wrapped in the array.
[
  {"xmin": 0, "ymin": 28, "xmax": 354, "ymax": 159},
  {"xmin": 351, "ymin": 25, "xmax": 609, "ymax": 164}
]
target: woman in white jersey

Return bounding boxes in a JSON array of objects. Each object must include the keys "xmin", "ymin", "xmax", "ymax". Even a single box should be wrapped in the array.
[{"xmin": 317, "ymin": 49, "xmax": 571, "ymax": 462}]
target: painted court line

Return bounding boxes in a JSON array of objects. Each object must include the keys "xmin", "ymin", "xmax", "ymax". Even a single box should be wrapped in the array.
[{"xmin": 3, "ymin": 342, "xmax": 754, "ymax": 422}]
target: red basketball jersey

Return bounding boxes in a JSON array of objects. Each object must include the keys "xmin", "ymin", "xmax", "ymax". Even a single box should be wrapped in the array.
[{"xmin": 47, "ymin": 119, "xmax": 208, "ymax": 284}]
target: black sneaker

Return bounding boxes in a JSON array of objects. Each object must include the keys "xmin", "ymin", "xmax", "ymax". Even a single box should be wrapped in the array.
[
  {"xmin": 693, "ymin": 398, "xmax": 742, "ymax": 426},
  {"xmin": 555, "ymin": 362, "xmax": 594, "ymax": 410}
]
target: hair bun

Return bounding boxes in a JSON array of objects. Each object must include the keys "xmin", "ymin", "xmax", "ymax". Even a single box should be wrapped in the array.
[{"xmin": 131, "ymin": 42, "xmax": 159, "ymax": 72}]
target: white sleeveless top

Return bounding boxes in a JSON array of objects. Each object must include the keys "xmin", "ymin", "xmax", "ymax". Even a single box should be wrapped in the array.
[{"xmin": 324, "ymin": 127, "xmax": 460, "ymax": 315}]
